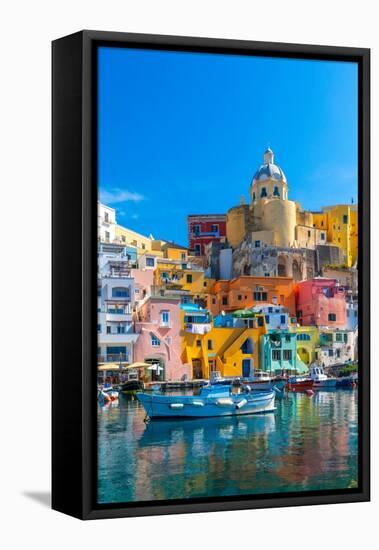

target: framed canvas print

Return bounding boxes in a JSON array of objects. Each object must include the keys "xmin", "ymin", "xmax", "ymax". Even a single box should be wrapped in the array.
[{"xmin": 52, "ymin": 30, "xmax": 370, "ymax": 520}]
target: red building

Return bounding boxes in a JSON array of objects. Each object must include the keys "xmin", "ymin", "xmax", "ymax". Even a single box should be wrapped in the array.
[{"xmin": 187, "ymin": 214, "xmax": 227, "ymax": 256}]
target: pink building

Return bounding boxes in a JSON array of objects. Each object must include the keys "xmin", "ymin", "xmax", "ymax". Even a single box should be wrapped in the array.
[
  {"xmin": 295, "ymin": 278, "xmax": 346, "ymax": 328},
  {"xmin": 131, "ymin": 268, "xmax": 154, "ymax": 304},
  {"xmin": 134, "ymin": 296, "xmax": 190, "ymax": 381}
]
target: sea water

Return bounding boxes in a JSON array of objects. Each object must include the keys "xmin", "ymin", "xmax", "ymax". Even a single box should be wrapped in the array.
[{"xmin": 97, "ymin": 389, "xmax": 358, "ymax": 504}]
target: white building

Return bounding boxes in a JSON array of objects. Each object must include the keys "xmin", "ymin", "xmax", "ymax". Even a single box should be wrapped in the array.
[
  {"xmin": 252, "ymin": 303, "xmax": 295, "ymax": 332},
  {"xmin": 317, "ymin": 328, "xmax": 357, "ymax": 367},
  {"xmin": 98, "ymin": 202, "xmax": 116, "ymax": 243},
  {"xmin": 97, "ymin": 249, "xmax": 139, "ymax": 364}
]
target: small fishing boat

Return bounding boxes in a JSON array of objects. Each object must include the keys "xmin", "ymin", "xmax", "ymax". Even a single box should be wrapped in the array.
[
  {"xmin": 137, "ymin": 384, "xmax": 276, "ymax": 419},
  {"xmin": 286, "ymin": 376, "xmax": 314, "ymax": 392},
  {"xmin": 249, "ymin": 371, "xmax": 286, "ymax": 391},
  {"xmin": 120, "ymin": 380, "xmax": 144, "ymax": 394},
  {"xmin": 309, "ymin": 365, "xmax": 337, "ymax": 389}
]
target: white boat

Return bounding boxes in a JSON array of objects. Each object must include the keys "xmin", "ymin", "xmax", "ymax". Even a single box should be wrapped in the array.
[
  {"xmin": 249, "ymin": 371, "xmax": 285, "ymax": 391},
  {"xmin": 137, "ymin": 384, "xmax": 276, "ymax": 419},
  {"xmin": 309, "ymin": 365, "xmax": 337, "ymax": 389}
]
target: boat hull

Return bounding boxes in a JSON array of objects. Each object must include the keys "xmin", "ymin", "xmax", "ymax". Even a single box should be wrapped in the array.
[
  {"xmin": 137, "ymin": 390, "xmax": 276, "ymax": 419},
  {"xmin": 313, "ymin": 378, "xmax": 337, "ymax": 389},
  {"xmin": 286, "ymin": 379, "xmax": 314, "ymax": 392}
]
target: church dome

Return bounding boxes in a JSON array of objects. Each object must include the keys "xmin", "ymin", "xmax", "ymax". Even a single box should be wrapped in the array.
[{"xmin": 252, "ymin": 148, "xmax": 287, "ymax": 184}]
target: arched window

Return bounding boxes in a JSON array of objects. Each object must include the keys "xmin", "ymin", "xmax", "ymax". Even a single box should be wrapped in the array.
[
  {"xmin": 241, "ymin": 338, "xmax": 254, "ymax": 354},
  {"xmin": 273, "ymin": 186, "xmax": 280, "ymax": 197},
  {"xmin": 261, "ymin": 187, "xmax": 267, "ymax": 198},
  {"xmin": 252, "ymin": 192, "xmax": 256, "ymax": 201}
]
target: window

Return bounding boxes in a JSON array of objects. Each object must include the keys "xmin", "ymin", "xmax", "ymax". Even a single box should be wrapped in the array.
[
  {"xmin": 328, "ymin": 313, "xmax": 337, "ymax": 321},
  {"xmin": 280, "ymin": 315, "xmax": 286, "ymax": 324},
  {"xmin": 308, "ymin": 230, "xmax": 311, "ymax": 238},
  {"xmin": 336, "ymin": 333, "xmax": 343, "ymax": 342},
  {"xmin": 211, "ymin": 224, "xmax": 218, "ymax": 233},
  {"xmin": 161, "ymin": 311, "xmax": 170, "ymax": 326},
  {"xmin": 135, "ymin": 288, "xmax": 140, "ymax": 294},
  {"xmin": 261, "ymin": 187, "xmax": 267, "ymax": 198},
  {"xmin": 146, "ymin": 257, "xmax": 155, "ymax": 267},
  {"xmin": 272, "ymin": 350, "xmax": 281, "ymax": 361},
  {"xmin": 254, "ymin": 240, "xmax": 261, "ymax": 248},
  {"xmin": 193, "ymin": 224, "xmax": 200, "ymax": 235},
  {"xmin": 262, "ymin": 292, "xmax": 267, "ymax": 301},
  {"xmin": 321, "ymin": 232, "xmax": 325, "ymax": 240},
  {"xmin": 97, "ymin": 324, "xmax": 101, "ymax": 333},
  {"xmin": 238, "ymin": 294, "xmax": 242, "ymax": 300},
  {"xmin": 343, "ymin": 214, "xmax": 348, "ymax": 224},
  {"xmin": 142, "ymin": 243, "xmax": 146, "ymax": 250},
  {"xmin": 207, "ymin": 340, "xmax": 213, "ymax": 350},
  {"xmin": 264, "ymin": 273, "xmax": 270, "ymax": 277},
  {"xmin": 297, "ymin": 333, "xmax": 311, "ymax": 341},
  {"xmin": 212, "ymin": 298, "xmax": 216, "ymax": 304},
  {"xmin": 117, "ymin": 325, "xmax": 125, "ymax": 334},
  {"xmin": 151, "ymin": 334, "xmax": 160, "ymax": 347},
  {"xmin": 186, "ymin": 274, "xmax": 192, "ymax": 283},
  {"xmin": 97, "ymin": 288, "xmax": 101, "ymax": 297},
  {"xmin": 273, "ymin": 186, "xmax": 280, "ymax": 197},
  {"xmin": 121, "ymin": 235, "xmax": 126, "ymax": 243},
  {"xmin": 104, "ymin": 212, "xmax": 109, "ymax": 222},
  {"xmin": 265, "ymin": 315, "xmax": 270, "ymax": 323},
  {"xmin": 344, "ymin": 333, "xmax": 348, "ymax": 343},
  {"xmin": 321, "ymin": 220, "xmax": 324, "ymax": 227},
  {"xmin": 181, "ymin": 252, "xmax": 186, "ymax": 261},
  {"xmin": 257, "ymin": 317, "xmax": 264, "ymax": 327},
  {"xmin": 112, "ymin": 287, "xmax": 129, "ymax": 298},
  {"xmin": 194, "ymin": 244, "xmax": 201, "ymax": 256},
  {"xmin": 107, "ymin": 326, "xmax": 111, "ymax": 334},
  {"xmin": 222, "ymin": 296, "xmax": 228, "ymax": 306},
  {"xmin": 283, "ymin": 350, "xmax": 292, "ymax": 361},
  {"xmin": 285, "ymin": 335, "xmax": 291, "ymax": 343},
  {"xmin": 252, "ymin": 192, "xmax": 256, "ymax": 201},
  {"xmin": 297, "ymin": 310, "xmax": 303, "ymax": 318},
  {"xmin": 105, "ymin": 231, "xmax": 110, "ymax": 242},
  {"xmin": 203, "ymin": 281, "xmax": 207, "ymax": 287},
  {"xmin": 328, "ymin": 349, "xmax": 334, "ymax": 357},
  {"xmin": 196, "ymin": 340, "xmax": 201, "ymax": 347}
]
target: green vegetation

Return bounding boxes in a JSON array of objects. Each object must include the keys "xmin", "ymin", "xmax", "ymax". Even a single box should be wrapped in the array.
[{"xmin": 338, "ymin": 363, "xmax": 358, "ymax": 377}]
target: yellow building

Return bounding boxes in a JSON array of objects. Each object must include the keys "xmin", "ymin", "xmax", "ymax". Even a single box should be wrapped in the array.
[
  {"xmin": 181, "ymin": 307, "xmax": 267, "ymax": 379},
  {"xmin": 226, "ymin": 149, "xmax": 327, "ymax": 250},
  {"xmin": 115, "ymin": 224, "xmax": 155, "ymax": 257},
  {"xmin": 225, "ymin": 149, "xmax": 358, "ymax": 268},
  {"xmin": 312, "ymin": 205, "xmax": 357, "ymax": 267},
  {"xmin": 295, "ymin": 326, "xmax": 319, "ymax": 366}
]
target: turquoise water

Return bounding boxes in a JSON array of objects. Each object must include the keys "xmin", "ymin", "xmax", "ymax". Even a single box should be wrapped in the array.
[{"xmin": 97, "ymin": 390, "xmax": 358, "ymax": 504}]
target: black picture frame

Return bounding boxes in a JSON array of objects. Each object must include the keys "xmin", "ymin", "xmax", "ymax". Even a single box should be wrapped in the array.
[{"xmin": 52, "ymin": 30, "xmax": 370, "ymax": 520}]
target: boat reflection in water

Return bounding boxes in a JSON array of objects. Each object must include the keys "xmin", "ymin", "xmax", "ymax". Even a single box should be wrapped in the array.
[{"xmin": 137, "ymin": 412, "xmax": 276, "ymax": 448}]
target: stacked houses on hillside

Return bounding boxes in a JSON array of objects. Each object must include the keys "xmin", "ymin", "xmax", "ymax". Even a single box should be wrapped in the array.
[{"xmin": 97, "ymin": 148, "xmax": 358, "ymax": 382}]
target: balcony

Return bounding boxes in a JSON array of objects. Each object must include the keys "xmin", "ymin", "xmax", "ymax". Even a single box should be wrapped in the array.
[
  {"xmin": 106, "ymin": 311, "xmax": 132, "ymax": 322},
  {"xmin": 185, "ymin": 322, "xmax": 211, "ymax": 334},
  {"xmin": 192, "ymin": 230, "xmax": 220, "ymax": 238},
  {"xmin": 98, "ymin": 332, "xmax": 139, "ymax": 344},
  {"xmin": 97, "ymin": 353, "xmax": 129, "ymax": 364}
]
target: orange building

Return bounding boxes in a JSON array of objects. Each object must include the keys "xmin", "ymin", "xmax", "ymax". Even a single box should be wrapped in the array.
[{"xmin": 206, "ymin": 276, "xmax": 296, "ymax": 316}]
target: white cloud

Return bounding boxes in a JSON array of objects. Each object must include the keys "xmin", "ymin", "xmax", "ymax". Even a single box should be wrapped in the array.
[{"xmin": 100, "ymin": 188, "xmax": 145, "ymax": 204}]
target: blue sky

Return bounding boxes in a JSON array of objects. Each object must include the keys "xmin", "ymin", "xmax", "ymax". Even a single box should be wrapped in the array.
[{"xmin": 98, "ymin": 47, "xmax": 358, "ymax": 246}]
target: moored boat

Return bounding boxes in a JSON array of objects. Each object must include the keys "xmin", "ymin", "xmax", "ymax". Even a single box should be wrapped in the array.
[
  {"xmin": 120, "ymin": 380, "xmax": 144, "ymax": 394},
  {"xmin": 137, "ymin": 384, "xmax": 276, "ymax": 419},
  {"xmin": 309, "ymin": 365, "xmax": 337, "ymax": 389},
  {"xmin": 286, "ymin": 376, "xmax": 314, "ymax": 392}
]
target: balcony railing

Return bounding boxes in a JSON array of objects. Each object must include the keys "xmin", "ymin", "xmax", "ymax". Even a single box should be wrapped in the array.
[
  {"xmin": 97, "ymin": 354, "xmax": 129, "ymax": 363},
  {"xmin": 185, "ymin": 322, "xmax": 211, "ymax": 334}
]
